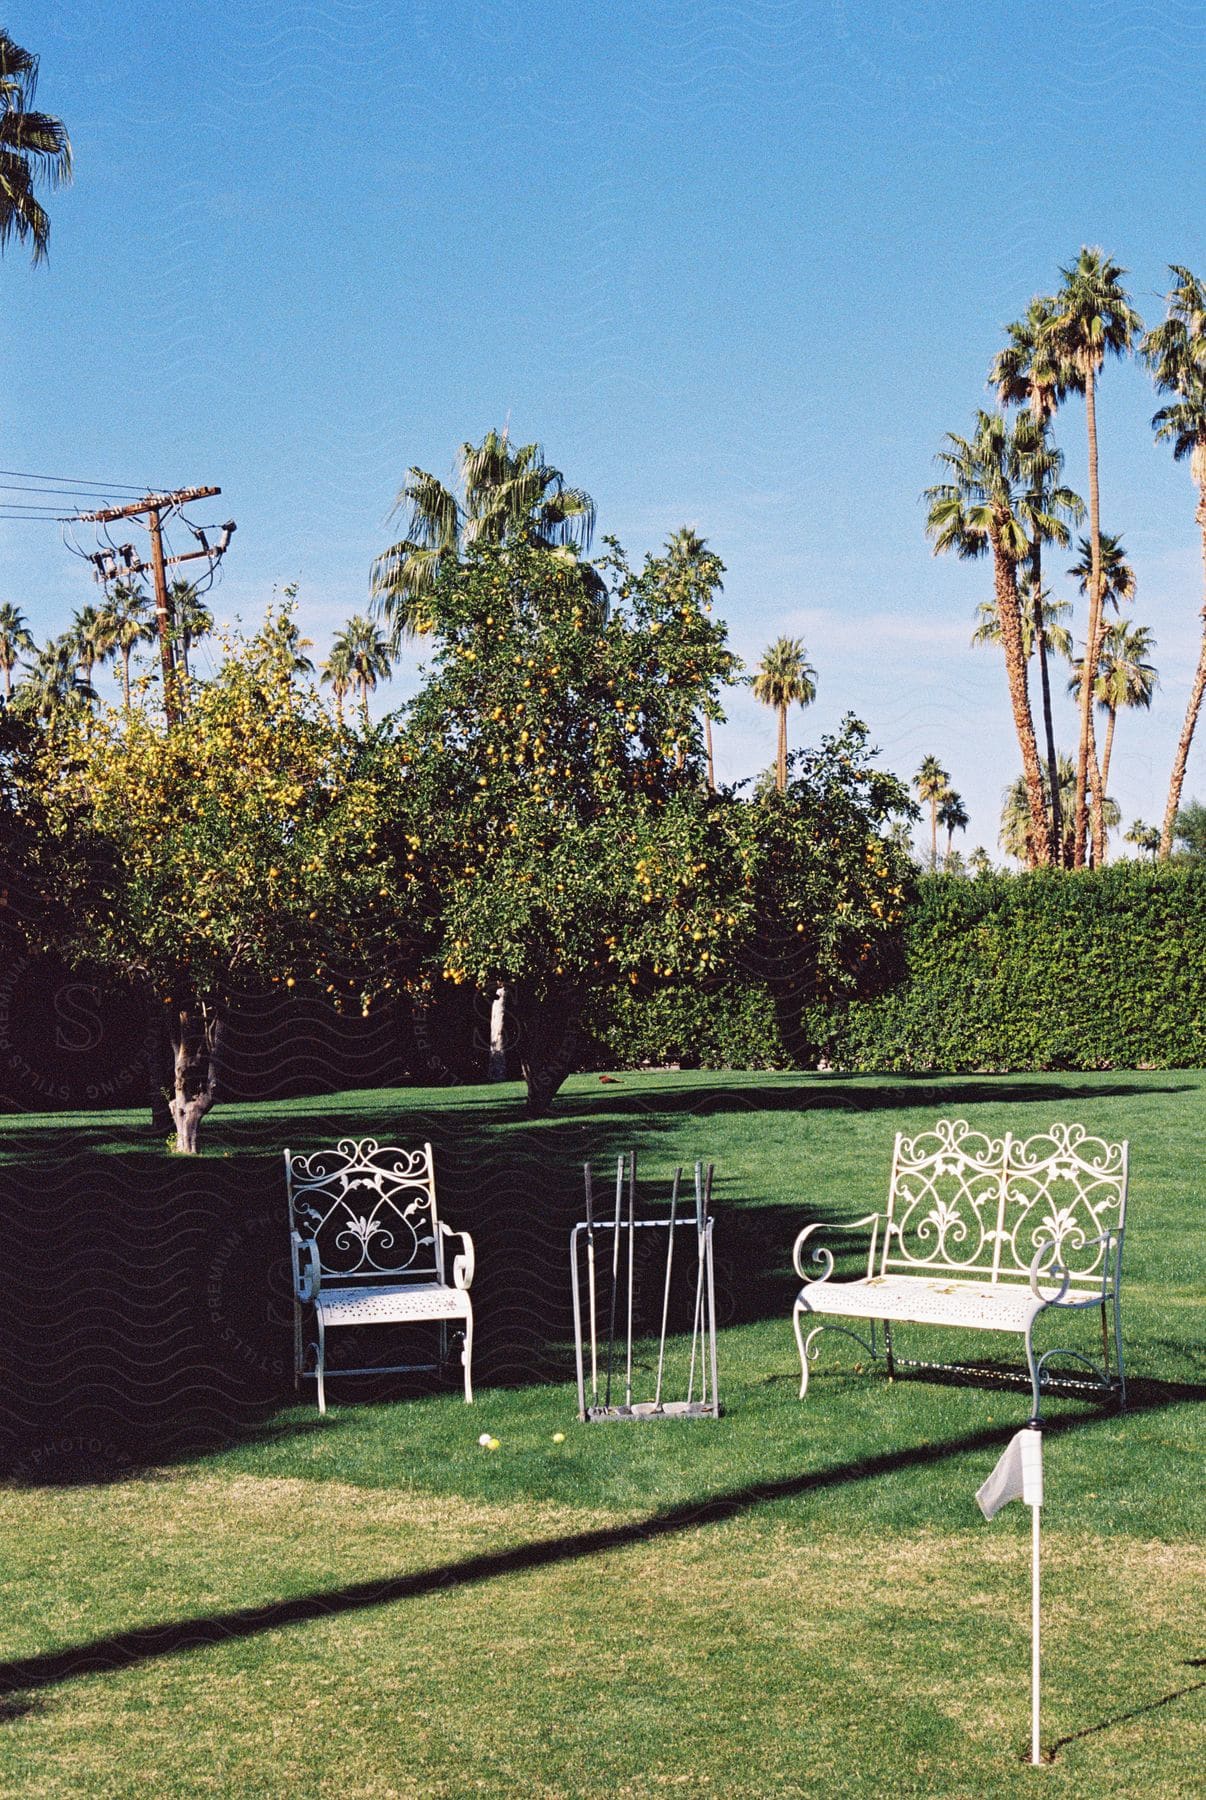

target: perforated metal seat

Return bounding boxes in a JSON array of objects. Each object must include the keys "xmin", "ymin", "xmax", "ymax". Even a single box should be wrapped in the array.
[{"xmin": 316, "ymin": 1283, "xmax": 473, "ymax": 1327}]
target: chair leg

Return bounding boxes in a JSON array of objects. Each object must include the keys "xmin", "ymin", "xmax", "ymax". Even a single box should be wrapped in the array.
[
  {"xmin": 461, "ymin": 1307, "xmax": 474, "ymax": 1404},
  {"xmin": 884, "ymin": 1321, "xmax": 895, "ymax": 1380},
  {"xmin": 293, "ymin": 1301, "xmax": 302, "ymax": 1394},
  {"xmin": 792, "ymin": 1298, "xmax": 810, "ymax": 1399},
  {"xmin": 316, "ymin": 1315, "xmax": 327, "ymax": 1417},
  {"xmin": 1113, "ymin": 1292, "xmax": 1127, "ymax": 1412}
]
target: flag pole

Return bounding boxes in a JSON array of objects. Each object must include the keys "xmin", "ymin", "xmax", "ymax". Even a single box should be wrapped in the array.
[{"xmin": 1030, "ymin": 1479, "xmax": 1042, "ymax": 1766}]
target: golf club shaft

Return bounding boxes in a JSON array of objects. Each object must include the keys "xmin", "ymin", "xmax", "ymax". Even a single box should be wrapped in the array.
[{"xmin": 653, "ymin": 1169, "xmax": 681, "ymax": 1409}]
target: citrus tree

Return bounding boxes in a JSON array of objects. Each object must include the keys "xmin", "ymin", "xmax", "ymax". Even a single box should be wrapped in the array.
[
  {"xmin": 392, "ymin": 533, "xmax": 742, "ymax": 1111},
  {"xmin": 30, "ymin": 607, "xmax": 405, "ymax": 1151}
]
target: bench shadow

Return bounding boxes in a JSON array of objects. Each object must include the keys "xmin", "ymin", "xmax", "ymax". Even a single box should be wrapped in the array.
[{"xmin": 0, "ymin": 1386, "xmax": 1201, "ymax": 1704}]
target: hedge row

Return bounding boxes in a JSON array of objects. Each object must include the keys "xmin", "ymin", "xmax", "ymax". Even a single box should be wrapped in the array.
[{"xmin": 589, "ymin": 865, "xmax": 1206, "ymax": 1073}]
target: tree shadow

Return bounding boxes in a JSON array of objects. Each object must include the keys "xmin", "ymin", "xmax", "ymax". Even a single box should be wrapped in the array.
[
  {"xmin": 0, "ymin": 1071, "xmax": 1196, "ymax": 1479},
  {"xmin": 0, "ymin": 1385, "xmax": 1200, "ymax": 1705}
]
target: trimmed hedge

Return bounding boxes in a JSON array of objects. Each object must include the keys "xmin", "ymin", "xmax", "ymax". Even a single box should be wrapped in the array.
[
  {"xmin": 813, "ymin": 864, "xmax": 1206, "ymax": 1072},
  {"xmin": 589, "ymin": 865, "xmax": 1206, "ymax": 1074}
]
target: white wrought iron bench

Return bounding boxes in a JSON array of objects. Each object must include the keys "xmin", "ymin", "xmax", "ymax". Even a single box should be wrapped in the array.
[
  {"xmin": 792, "ymin": 1120, "xmax": 1128, "ymax": 1421},
  {"xmin": 286, "ymin": 1138, "xmax": 475, "ymax": 1414}
]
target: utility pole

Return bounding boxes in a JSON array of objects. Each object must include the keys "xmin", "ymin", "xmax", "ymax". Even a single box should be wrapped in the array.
[{"xmin": 74, "ymin": 486, "xmax": 234, "ymax": 723}]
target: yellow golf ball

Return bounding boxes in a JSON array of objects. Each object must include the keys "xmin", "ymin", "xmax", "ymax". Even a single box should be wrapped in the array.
[
  {"xmin": 552, "ymin": 1432, "xmax": 566, "ymax": 1444},
  {"xmin": 486, "ymin": 1437, "xmax": 500, "ymax": 1452}
]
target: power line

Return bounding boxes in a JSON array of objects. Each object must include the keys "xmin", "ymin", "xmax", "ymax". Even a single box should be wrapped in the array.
[{"xmin": 0, "ymin": 468, "xmax": 156, "ymax": 493}]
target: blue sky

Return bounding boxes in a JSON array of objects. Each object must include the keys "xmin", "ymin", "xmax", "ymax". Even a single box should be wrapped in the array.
[{"xmin": 4, "ymin": 1, "xmax": 1204, "ymax": 856}]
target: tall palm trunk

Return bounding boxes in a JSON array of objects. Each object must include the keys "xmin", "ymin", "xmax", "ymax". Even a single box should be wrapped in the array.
[
  {"xmin": 1031, "ymin": 538, "xmax": 1063, "ymax": 863},
  {"xmin": 1159, "ymin": 483, "xmax": 1206, "ymax": 858},
  {"xmin": 930, "ymin": 800, "xmax": 939, "ymax": 871},
  {"xmin": 776, "ymin": 704, "xmax": 787, "ymax": 792},
  {"xmin": 2, "ymin": 662, "xmax": 11, "ymax": 699},
  {"xmin": 1074, "ymin": 366, "xmax": 1106, "ymax": 867},
  {"xmin": 992, "ymin": 536, "xmax": 1049, "ymax": 866},
  {"xmin": 1087, "ymin": 736, "xmax": 1107, "ymax": 866},
  {"xmin": 1099, "ymin": 705, "xmax": 1118, "ymax": 806},
  {"xmin": 121, "ymin": 647, "xmax": 132, "ymax": 711},
  {"xmin": 361, "ymin": 678, "xmax": 369, "ymax": 727}
]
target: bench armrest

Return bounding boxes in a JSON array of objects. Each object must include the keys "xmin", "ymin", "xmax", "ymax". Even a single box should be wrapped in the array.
[
  {"xmin": 440, "ymin": 1221, "xmax": 475, "ymax": 1290},
  {"xmin": 292, "ymin": 1231, "xmax": 321, "ymax": 1304},
  {"xmin": 1028, "ymin": 1229, "xmax": 1119, "ymax": 1305},
  {"xmin": 793, "ymin": 1214, "xmax": 884, "ymax": 1284}
]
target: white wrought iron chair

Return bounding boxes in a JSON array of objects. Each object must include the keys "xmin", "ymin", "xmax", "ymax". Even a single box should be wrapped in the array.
[{"xmin": 286, "ymin": 1138, "xmax": 475, "ymax": 1414}]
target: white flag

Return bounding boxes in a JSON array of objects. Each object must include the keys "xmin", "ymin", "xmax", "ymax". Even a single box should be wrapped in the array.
[{"xmin": 976, "ymin": 1428, "xmax": 1043, "ymax": 1519}]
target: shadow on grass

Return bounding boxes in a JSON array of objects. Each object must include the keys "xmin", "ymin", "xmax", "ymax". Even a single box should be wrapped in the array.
[
  {"xmin": 0, "ymin": 1069, "xmax": 1196, "ymax": 1479},
  {"xmin": 0, "ymin": 1380, "xmax": 1201, "ymax": 1704},
  {"xmin": 1043, "ymin": 1663, "xmax": 1205, "ymax": 1762}
]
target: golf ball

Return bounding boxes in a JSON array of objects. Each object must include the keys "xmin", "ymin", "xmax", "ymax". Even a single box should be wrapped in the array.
[
  {"xmin": 478, "ymin": 1432, "xmax": 492, "ymax": 1447},
  {"xmin": 552, "ymin": 1432, "xmax": 566, "ymax": 1444},
  {"xmin": 486, "ymin": 1438, "xmax": 500, "ymax": 1451}
]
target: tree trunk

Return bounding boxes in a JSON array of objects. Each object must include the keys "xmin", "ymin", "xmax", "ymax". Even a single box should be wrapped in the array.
[
  {"xmin": 776, "ymin": 705, "xmax": 787, "ymax": 793},
  {"xmin": 1087, "ymin": 737, "xmax": 1106, "ymax": 867},
  {"xmin": 930, "ymin": 799, "xmax": 938, "ymax": 872},
  {"xmin": 1031, "ymin": 538, "xmax": 1063, "ymax": 863},
  {"xmin": 1073, "ymin": 365, "xmax": 1103, "ymax": 868},
  {"xmin": 1159, "ymin": 487, "xmax": 1206, "ymax": 858},
  {"xmin": 167, "ymin": 997, "xmax": 224, "ymax": 1153},
  {"xmin": 705, "ymin": 713, "xmax": 715, "ymax": 792},
  {"xmin": 3, "ymin": 663, "xmax": 10, "ymax": 699},
  {"xmin": 121, "ymin": 649, "xmax": 131, "ymax": 711},
  {"xmin": 488, "ymin": 981, "xmax": 508, "ymax": 1081},
  {"xmin": 514, "ymin": 981, "xmax": 582, "ymax": 1115},
  {"xmin": 991, "ymin": 540, "xmax": 1049, "ymax": 867},
  {"xmin": 361, "ymin": 680, "xmax": 370, "ymax": 728},
  {"xmin": 1099, "ymin": 705, "xmax": 1118, "ymax": 814}
]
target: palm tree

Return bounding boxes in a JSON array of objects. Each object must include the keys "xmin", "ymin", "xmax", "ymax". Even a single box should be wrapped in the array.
[
  {"xmin": 333, "ymin": 615, "xmax": 392, "ymax": 725},
  {"xmin": 972, "ymin": 577, "xmax": 1074, "ymax": 663},
  {"xmin": 167, "ymin": 580, "xmax": 213, "ymax": 680},
  {"xmin": 1140, "ymin": 266, "xmax": 1206, "ymax": 859},
  {"xmin": 1046, "ymin": 249, "xmax": 1143, "ymax": 865},
  {"xmin": 13, "ymin": 634, "xmax": 95, "ymax": 724},
  {"xmin": 925, "ymin": 411, "xmax": 1079, "ymax": 866},
  {"xmin": 371, "ymin": 430, "xmax": 599, "ymax": 643},
  {"xmin": 937, "ymin": 788, "xmax": 969, "ymax": 863},
  {"xmin": 100, "ymin": 582, "xmax": 155, "ymax": 710},
  {"xmin": 320, "ymin": 640, "xmax": 354, "ymax": 729},
  {"xmin": 968, "ymin": 845, "xmax": 994, "ymax": 876},
  {"xmin": 1068, "ymin": 620, "xmax": 1157, "ymax": 809},
  {"xmin": 752, "ymin": 637, "xmax": 816, "ymax": 793},
  {"xmin": 1172, "ymin": 800, "xmax": 1206, "ymax": 860},
  {"xmin": 912, "ymin": 755, "xmax": 950, "ymax": 870},
  {"xmin": 664, "ymin": 527, "xmax": 729, "ymax": 787},
  {"xmin": 1000, "ymin": 753, "xmax": 1119, "ymax": 866},
  {"xmin": 260, "ymin": 609, "xmax": 315, "ymax": 677},
  {"xmin": 0, "ymin": 602, "xmax": 34, "ymax": 698},
  {"xmin": 991, "ymin": 297, "xmax": 1082, "ymax": 856},
  {"xmin": 0, "ymin": 30, "xmax": 72, "ymax": 263},
  {"xmin": 1124, "ymin": 820, "xmax": 1160, "ymax": 860},
  {"xmin": 70, "ymin": 603, "xmax": 112, "ymax": 699},
  {"xmin": 1068, "ymin": 531, "xmax": 1136, "ymax": 617}
]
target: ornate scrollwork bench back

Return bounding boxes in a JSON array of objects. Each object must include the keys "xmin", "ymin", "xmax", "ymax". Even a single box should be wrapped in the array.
[
  {"xmin": 286, "ymin": 1138, "xmax": 475, "ymax": 1414},
  {"xmin": 793, "ymin": 1119, "xmax": 1128, "ymax": 1419}
]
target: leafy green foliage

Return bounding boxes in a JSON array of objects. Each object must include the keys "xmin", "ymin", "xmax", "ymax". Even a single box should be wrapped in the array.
[{"xmin": 814, "ymin": 865, "xmax": 1206, "ymax": 1071}]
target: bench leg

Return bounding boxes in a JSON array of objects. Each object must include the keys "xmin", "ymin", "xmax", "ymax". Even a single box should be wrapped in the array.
[
  {"xmin": 461, "ymin": 1307, "xmax": 474, "ymax": 1404},
  {"xmin": 883, "ymin": 1321, "xmax": 895, "ymax": 1380},
  {"xmin": 316, "ymin": 1315, "xmax": 327, "ymax": 1418},
  {"xmin": 793, "ymin": 1298, "xmax": 813, "ymax": 1398},
  {"xmin": 293, "ymin": 1300, "xmax": 302, "ymax": 1393}
]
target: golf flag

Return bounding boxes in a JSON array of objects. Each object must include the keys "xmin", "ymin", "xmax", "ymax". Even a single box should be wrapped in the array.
[{"xmin": 976, "ymin": 1427, "xmax": 1043, "ymax": 1519}]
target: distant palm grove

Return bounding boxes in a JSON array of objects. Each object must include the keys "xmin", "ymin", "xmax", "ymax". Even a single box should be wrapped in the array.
[{"xmin": 925, "ymin": 248, "xmax": 1206, "ymax": 871}]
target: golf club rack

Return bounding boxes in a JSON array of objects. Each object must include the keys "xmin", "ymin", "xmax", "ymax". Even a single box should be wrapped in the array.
[{"xmin": 571, "ymin": 1151, "xmax": 721, "ymax": 1422}]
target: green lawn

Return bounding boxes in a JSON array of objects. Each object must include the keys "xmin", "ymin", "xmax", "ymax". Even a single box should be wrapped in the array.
[{"xmin": 1, "ymin": 1070, "xmax": 1203, "ymax": 1797}]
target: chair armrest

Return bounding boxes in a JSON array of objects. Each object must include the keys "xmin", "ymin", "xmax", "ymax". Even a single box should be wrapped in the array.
[
  {"xmin": 292, "ymin": 1232, "xmax": 321, "ymax": 1304},
  {"xmin": 1028, "ymin": 1229, "xmax": 1117, "ymax": 1305},
  {"xmin": 440, "ymin": 1221, "xmax": 475, "ymax": 1290},
  {"xmin": 793, "ymin": 1214, "xmax": 883, "ymax": 1284}
]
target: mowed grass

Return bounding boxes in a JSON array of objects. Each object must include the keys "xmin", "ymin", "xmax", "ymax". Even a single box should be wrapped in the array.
[{"xmin": 0, "ymin": 1069, "xmax": 1203, "ymax": 1797}]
